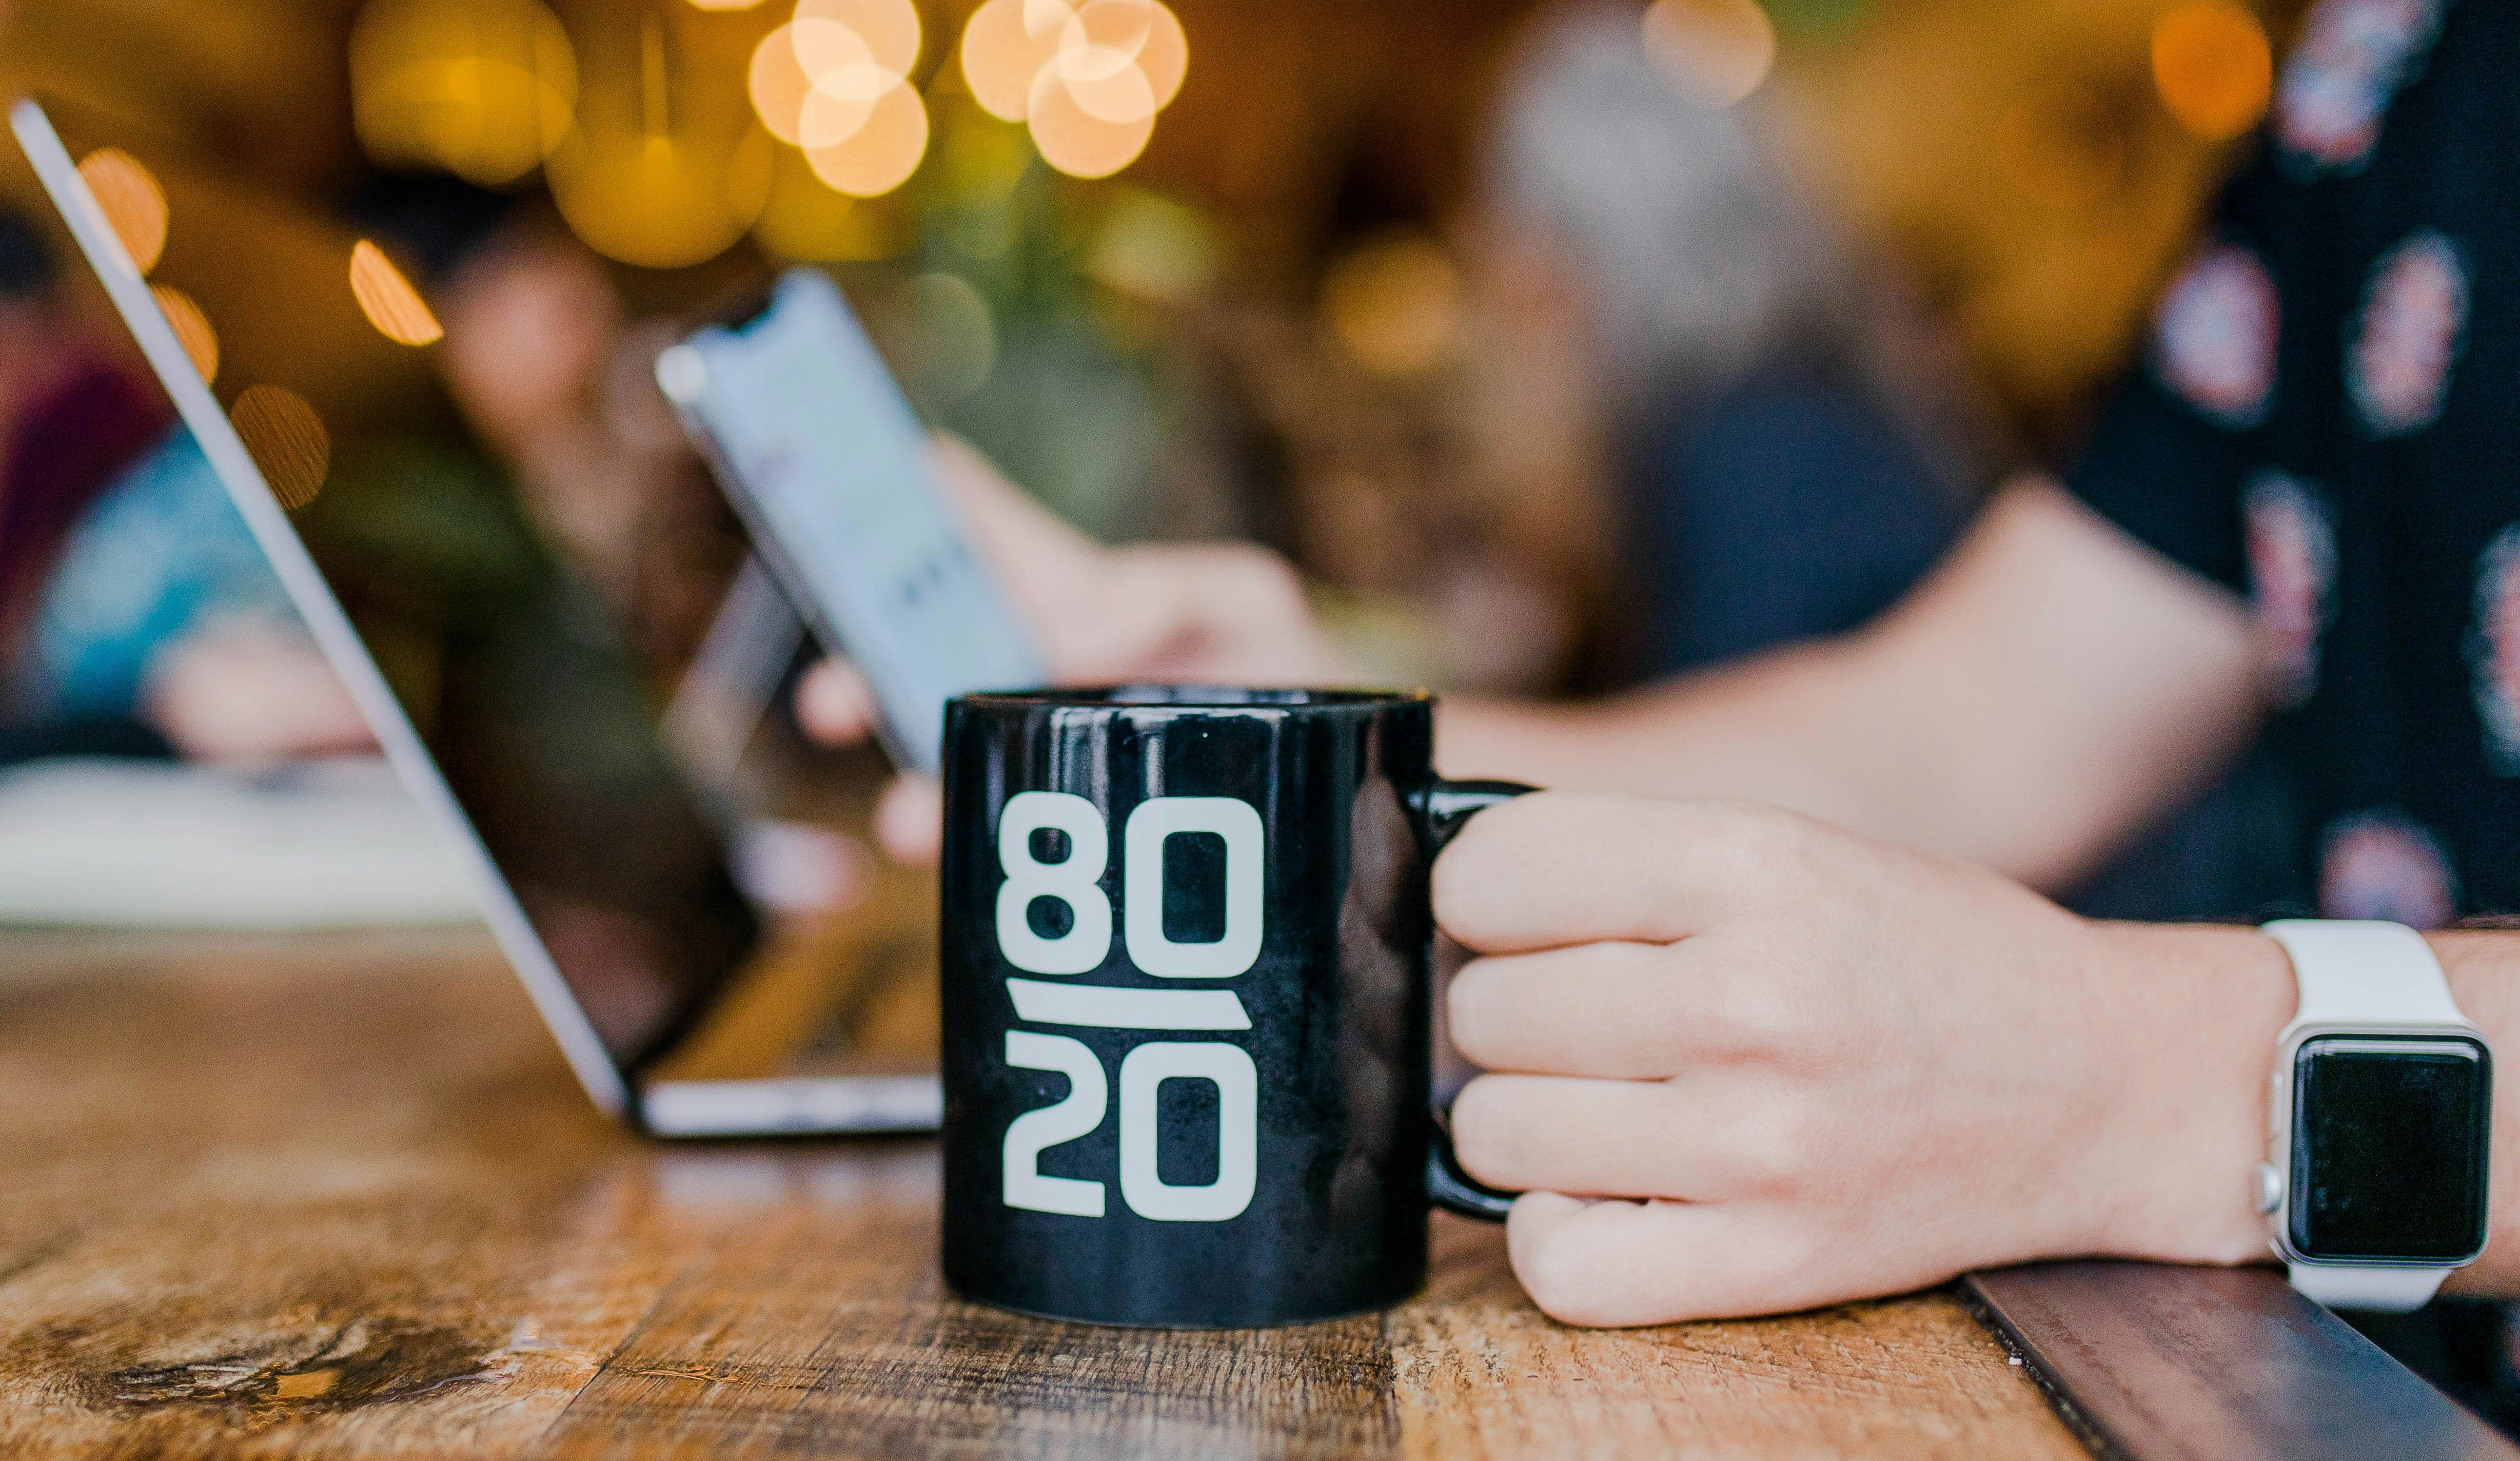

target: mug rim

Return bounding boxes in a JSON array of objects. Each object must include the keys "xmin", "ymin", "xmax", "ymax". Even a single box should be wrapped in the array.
[{"xmin": 952, "ymin": 684, "xmax": 1432, "ymax": 711}]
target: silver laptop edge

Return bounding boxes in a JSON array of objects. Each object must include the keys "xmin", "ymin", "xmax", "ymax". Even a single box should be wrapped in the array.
[{"xmin": 11, "ymin": 98, "xmax": 633, "ymax": 1116}]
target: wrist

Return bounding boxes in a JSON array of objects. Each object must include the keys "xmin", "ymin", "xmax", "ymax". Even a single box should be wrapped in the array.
[
  {"xmin": 2079, "ymin": 920, "xmax": 2294, "ymax": 1265},
  {"xmin": 2425, "ymin": 931, "xmax": 2513, "ymax": 1293}
]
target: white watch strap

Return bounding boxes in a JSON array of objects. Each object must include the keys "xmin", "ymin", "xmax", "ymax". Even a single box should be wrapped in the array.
[
  {"xmin": 2286, "ymin": 1262, "xmax": 2449, "ymax": 1312},
  {"xmin": 2262, "ymin": 919, "xmax": 2474, "ymax": 1312},
  {"xmin": 2263, "ymin": 919, "xmax": 2464, "ymax": 1030}
]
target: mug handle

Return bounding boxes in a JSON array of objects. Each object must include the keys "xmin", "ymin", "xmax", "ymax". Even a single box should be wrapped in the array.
[{"xmin": 1417, "ymin": 779, "xmax": 1535, "ymax": 1221}]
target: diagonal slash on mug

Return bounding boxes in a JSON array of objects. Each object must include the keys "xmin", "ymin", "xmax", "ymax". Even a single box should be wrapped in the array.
[{"xmin": 937, "ymin": 687, "xmax": 1532, "ymax": 1327}]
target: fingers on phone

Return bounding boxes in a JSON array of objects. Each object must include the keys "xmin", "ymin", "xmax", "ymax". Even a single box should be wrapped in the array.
[
  {"xmin": 875, "ymin": 775, "xmax": 945, "ymax": 865},
  {"xmin": 798, "ymin": 659, "xmax": 878, "ymax": 745},
  {"xmin": 931, "ymin": 434, "xmax": 1091, "ymax": 560}
]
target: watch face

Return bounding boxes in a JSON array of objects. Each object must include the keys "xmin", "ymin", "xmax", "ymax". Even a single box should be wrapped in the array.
[{"xmin": 2290, "ymin": 1036, "xmax": 2492, "ymax": 1263}]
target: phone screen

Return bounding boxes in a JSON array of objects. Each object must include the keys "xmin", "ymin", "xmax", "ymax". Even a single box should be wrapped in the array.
[{"xmin": 664, "ymin": 270, "xmax": 1043, "ymax": 773}]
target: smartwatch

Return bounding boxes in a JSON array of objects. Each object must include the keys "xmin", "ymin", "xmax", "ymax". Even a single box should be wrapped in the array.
[{"xmin": 2258, "ymin": 920, "xmax": 2492, "ymax": 1311}]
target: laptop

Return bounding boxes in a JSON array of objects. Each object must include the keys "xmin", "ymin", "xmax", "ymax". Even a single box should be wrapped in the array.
[{"xmin": 11, "ymin": 96, "xmax": 941, "ymax": 1137}]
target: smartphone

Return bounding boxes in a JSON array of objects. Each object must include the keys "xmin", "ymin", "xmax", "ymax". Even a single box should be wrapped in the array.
[{"xmin": 658, "ymin": 269, "xmax": 1043, "ymax": 774}]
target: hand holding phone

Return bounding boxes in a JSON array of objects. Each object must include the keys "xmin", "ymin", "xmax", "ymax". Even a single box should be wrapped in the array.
[
  {"xmin": 791, "ymin": 437, "xmax": 1368, "ymax": 863},
  {"xmin": 659, "ymin": 269, "xmax": 1042, "ymax": 774}
]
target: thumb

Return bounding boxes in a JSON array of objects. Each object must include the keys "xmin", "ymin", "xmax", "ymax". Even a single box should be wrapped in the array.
[
  {"xmin": 873, "ymin": 775, "xmax": 945, "ymax": 865},
  {"xmin": 931, "ymin": 434, "xmax": 1100, "ymax": 608}
]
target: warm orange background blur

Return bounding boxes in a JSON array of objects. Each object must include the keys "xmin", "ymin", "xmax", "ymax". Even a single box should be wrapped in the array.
[{"xmin": 2, "ymin": 0, "xmax": 2293, "ymax": 446}]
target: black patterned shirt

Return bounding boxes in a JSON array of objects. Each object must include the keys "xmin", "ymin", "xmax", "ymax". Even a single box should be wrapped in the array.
[{"xmin": 2069, "ymin": 0, "xmax": 2520, "ymax": 926}]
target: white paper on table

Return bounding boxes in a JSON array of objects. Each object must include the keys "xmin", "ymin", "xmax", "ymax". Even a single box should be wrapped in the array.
[{"xmin": 0, "ymin": 756, "xmax": 477, "ymax": 929}]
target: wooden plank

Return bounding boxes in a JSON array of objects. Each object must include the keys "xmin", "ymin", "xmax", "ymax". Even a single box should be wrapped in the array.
[
  {"xmin": 534, "ymin": 1172, "xmax": 2077, "ymax": 1461},
  {"xmin": 535, "ymin": 1143, "xmax": 1399, "ymax": 1459},
  {"xmin": 0, "ymin": 933, "xmax": 682, "ymax": 1459},
  {"xmin": 0, "ymin": 931, "xmax": 2088, "ymax": 1458},
  {"xmin": 1390, "ymin": 1217, "xmax": 2087, "ymax": 1460},
  {"xmin": 1965, "ymin": 1261, "xmax": 2520, "ymax": 1461}
]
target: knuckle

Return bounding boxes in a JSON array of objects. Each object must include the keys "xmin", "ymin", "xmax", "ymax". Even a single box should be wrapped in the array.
[
  {"xmin": 1689, "ymin": 802, "xmax": 1816, "ymax": 893},
  {"xmin": 1728, "ymin": 1091, "xmax": 1826, "ymax": 1196},
  {"xmin": 1697, "ymin": 961, "xmax": 1811, "ymax": 1060}
]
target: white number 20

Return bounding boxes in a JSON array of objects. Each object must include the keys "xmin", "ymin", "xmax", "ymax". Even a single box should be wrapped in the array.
[
  {"xmin": 995, "ymin": 793, "xmax": 1263, "ymax": 978},
  {"xmin": 1004, "ymin": 1033, "xmax": 1256, "ymax": 1222}
]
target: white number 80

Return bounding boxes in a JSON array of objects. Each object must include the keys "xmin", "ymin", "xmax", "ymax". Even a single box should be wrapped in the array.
[
  {"xmin": 995, "ymin": 792, "xmax": 1112, "ymax": 975},
  {"xmin": 995, "ymin": 792, "xmax": 1263, "ymax": 978}
]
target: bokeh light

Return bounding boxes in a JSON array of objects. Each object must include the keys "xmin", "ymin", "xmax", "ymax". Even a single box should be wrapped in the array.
[
  {"xmin": 2152, "ymin": 0, "xmax": 2273, "ymax": 142},
  {"xmin": 77, "ymin": 149, "xmax": 167, "ymax": 276},
  {"xmin": 793, "ymin": 22, "xmax": 884, "ymax": 146},
  {"xmin": 551, "ymin": 11, "xmax": 776, "ymax": 266},
  {"xmin": 791, "ymin": 19, "xmax": 888, "ymax": 108},
  {"xmin": 750, "ymin": 25, "xmax": 823, "ymax": 146},
  {"xmin": 1322, "ymin": 233, "xmax": 1462, "ymax": 378},
  {"xmin": 806, "ymin": 82, "xmax": 929, "ymax": 195},
  {"xmin": 685, "ymin": 0, "xmax": 768, "ymax": 10},
  {"xmin": 231, "ymin": 386, "xmax": 331, "ymax": 510},
  {"xmin": 796, "ymin": 0, "xmax": 920, "ymax": 76},
  {"xmin": 906, "ymin": 271, "xmax": 997, "ymax": 402},
  {"xmin": 1025, "ymin": 62, "xmax": 1152, "ymax": 177},
  {"xmin": 351, "ymin": 0, "xmax": 579, "ymax": 187},
  {"xmin": 549, "ymin": 126, "xmax": 777, "ymax": 268},
  {"xmin": 1061, "ymin": 51, "xmax": 1155, "ymax": 126},
  {"xmin": 349, "ymin": 240, "xmax": 446, "ymax": 346},
  {"xmin": 1085, "ymin": 187, "xmax": 1216, "ymax": 304},
  {"xmin": 754, "ymin": 143, "xmax": 906, "ymax": 261},
  {"xmin": 1642, "ymin": 0, "xmax": 1776, "ymax": 109},
  {"xmin": 1112, "ymin": 0, "xmax": 1185, "ymax": 110},
  {"xmin": 149, "ymin": 286, "xmax": 219, "ymax": 383},
  {"xmin": 747, "ymin": 0, "xmax": 929, "ymax": 197},
  {"xmin": 960, "ymin": 0, "xmax": 1062, "ymax": 120},
  {"xmin": 960, "ymin": 0, "xmax": 1185, "ymax": 176}
]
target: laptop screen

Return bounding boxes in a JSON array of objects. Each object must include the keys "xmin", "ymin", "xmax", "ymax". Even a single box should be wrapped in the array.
[{"xmin": 11, "ymin": 99, "xmax": 760, "ymax": 1079}]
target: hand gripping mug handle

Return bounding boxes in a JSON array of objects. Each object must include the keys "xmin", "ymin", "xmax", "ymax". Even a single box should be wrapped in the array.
[{"xmin": 1417, "ymin": 779, "xmax": 1535, "ymax": 1221}]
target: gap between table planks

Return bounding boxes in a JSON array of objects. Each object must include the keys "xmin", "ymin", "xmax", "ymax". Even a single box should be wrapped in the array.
[{"xmin": 0, "ymin": 929, "xmax": 2082, "ymax": 1458}]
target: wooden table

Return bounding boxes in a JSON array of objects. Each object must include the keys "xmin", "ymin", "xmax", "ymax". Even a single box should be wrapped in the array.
[{"xmin": 0, "ymin": 928, "xmax": 2087, "ymax": 1458}]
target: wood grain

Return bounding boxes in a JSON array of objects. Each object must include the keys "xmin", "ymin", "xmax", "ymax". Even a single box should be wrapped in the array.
[
  {"xmin": 0, "ymin": 929, "xmax": 2083, "ymax": 1459},
  {"xmin": 1394, "ymin": 1219, "xmax": 2084, "ymax": 1460},
  {"xmin": 1967, "ymin": 1262, "xmax": 2520, "ymax": 1461}
]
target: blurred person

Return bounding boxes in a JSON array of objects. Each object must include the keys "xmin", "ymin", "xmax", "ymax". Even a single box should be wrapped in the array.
[
  {"xmin": 353, "ymin": 172, "xmax": 741, "ymax": 681},
  {"xmin": 0, "ymin": 204, "xmax": 367, "ymax": 765},
  {"xmin": 798, "ymin": 0, "xmax": 2520, "ymax": 1345},
  {"xmin": 1467, "ymin": 1, "xmax": 2295, "ymax": 922},
  {"xmin": 1473, "ymin": 0, "xmax": 1990, "ymax": 679}
]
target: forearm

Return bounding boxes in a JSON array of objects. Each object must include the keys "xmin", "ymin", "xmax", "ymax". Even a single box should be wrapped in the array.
[
  {"xmin": 1437, "ymin": 483, "xmax": 2264, "ymax": 892},
  {"xmin": 1437, "ymin": 639, "xmax": 1881, "ymax": 826},
  {"xmin": 1437, "ymin": 634, "xmax": 2166, "ymax": 893}
]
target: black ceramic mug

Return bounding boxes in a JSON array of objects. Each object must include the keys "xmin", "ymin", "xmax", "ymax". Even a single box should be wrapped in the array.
[{"xmin": 939, "ymin": 687, "xmax": 1526, "ymax": 1328}]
